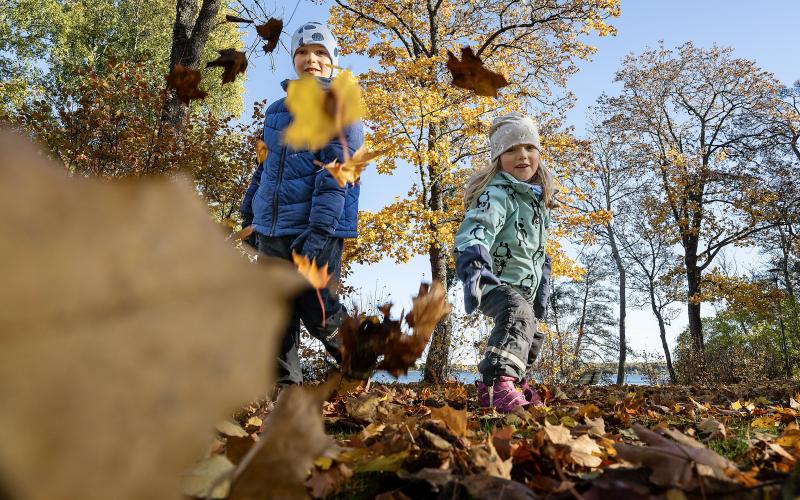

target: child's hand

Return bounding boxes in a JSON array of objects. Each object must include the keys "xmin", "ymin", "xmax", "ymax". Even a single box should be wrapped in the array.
[
  {"xmin": 291, "ymin": 228, "xmax": 328, "ymax": 260},
  {"xmin": 462, "ymin": 264, "xmax": 501, "ymax": 314},
  {"xmin": 455, "ymin": 244, "xmax": 501, "ymax": 314}
]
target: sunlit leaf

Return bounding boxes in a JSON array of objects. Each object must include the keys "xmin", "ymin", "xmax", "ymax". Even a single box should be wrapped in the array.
[{"xmin": 292, "ymin": 251, "xmax": 331, "ymax": 289}]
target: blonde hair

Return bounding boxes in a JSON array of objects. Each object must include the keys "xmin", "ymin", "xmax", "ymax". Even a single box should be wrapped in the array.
[{"xmin": 463, "ymin": 158, "xmax": 557, "ymax": 210}]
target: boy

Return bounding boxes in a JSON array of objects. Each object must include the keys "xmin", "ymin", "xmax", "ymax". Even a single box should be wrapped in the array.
[{"xmin": 240, "ymin": 22, "xmax": 363, "ymax": 385}]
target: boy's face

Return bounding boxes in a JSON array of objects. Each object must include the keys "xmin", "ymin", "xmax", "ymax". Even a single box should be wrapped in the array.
[
  {"xmin": 499, "ymin": 144, "xmax": 540, "ymax": 182},
  {"xmin": 293, "ymin": 44, "xmax": 333, "ymax": 78}
]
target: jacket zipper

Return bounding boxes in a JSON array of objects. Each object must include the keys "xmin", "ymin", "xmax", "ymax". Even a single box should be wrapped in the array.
[
  {"xmin": 531, "ymin": 202, "xmax": 546, "ymax": 295},
  {"xmin": 270, "ymin": 145, "xmax": 287, "ymax": 236}
]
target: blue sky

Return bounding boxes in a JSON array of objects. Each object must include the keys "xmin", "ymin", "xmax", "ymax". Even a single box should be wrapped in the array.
[{"xmin": 239, "ymin": 1, "xmax": 799, "ymax": 355}]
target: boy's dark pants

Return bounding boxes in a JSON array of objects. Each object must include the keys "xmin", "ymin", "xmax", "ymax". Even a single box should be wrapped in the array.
[
  {"xmin": 477, "ymin": 285, "xmax": 544, "ymax": 384},
  {"xmin": 255, "ymin": 232, "xmax": 346, "ymax": 385}
]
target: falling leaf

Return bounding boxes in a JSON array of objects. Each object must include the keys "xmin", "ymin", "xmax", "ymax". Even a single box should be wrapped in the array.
[
  {"xmin": 229, "ymin": 382, "xmax": 336, "ymax": 498},
  {"xmin": 166, "ymin": 63, "xmax": 207, "ymax": 104},
  {"xmin": 256, "ymin": 18, "xmax": 283, "ymax": 54},
  {"xmin": 233, "ymin": 224, "xmax": 254, "ymax": 243},
  {"xmin": 446, "ymin": 46, "xmax": 509, "ymax": 97},
  {"xmin": 0, "ymin": 131, "xmax": 304, "ymax": 500},
  {"xmin": 614, "ymin": 424, "xmax": 738, "ymax": 490},
  {"xmin": 206, "ymin": 49, "xmax": 248, "ymax": 84},
  {"xmin": 179, "ymin": 455, "xmax": 235, "ymax": 499},
  {"xmin": 284, "ymin": 70, "xmax": 365, "ymax": 151},
  {"xmin": 378, "ymin": 282, "xmax": 451, "ymax": 376},
  {"xmin": 292, "ymin": 251, "xmax": 331, "ymax": 289},
  {"xmin": 256, "ymin": 139, "xmax": 268, "ymax": 164},
  {"xmin": 225, "ymin": 14, "xmax": 253, "ymax": 23},
  {"xmin": 323, "ymin": 145, "xmax": 386, "ymax": 187}
]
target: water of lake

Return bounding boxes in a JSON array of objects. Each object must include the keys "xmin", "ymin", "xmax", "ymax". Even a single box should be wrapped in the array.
[{"xmin": 371, "ymin": 370, "xmax": 651, "ymax": 385}]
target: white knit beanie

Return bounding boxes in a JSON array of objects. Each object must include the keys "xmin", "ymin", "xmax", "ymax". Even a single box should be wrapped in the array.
[
  {"xmin": 291, "ymin": 22, "xmax": 340, "ymax": 75},
  {"xmin": 489, "ymin": 112, "xmax": 541, "ymax": 162}
]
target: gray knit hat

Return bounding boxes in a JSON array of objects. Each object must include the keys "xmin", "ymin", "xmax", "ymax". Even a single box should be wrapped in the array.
[{"xmin": 489, "ymin": 112, "xmax": 541, "ymax": 162}]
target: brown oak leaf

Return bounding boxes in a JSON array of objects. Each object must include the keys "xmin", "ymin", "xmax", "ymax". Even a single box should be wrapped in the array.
[
  {"xmin": 206, "ymin": 49, "xmax": 248, "ymax": 84},
  {"xmin": 446, "ymin": 46, "xmax": 509, "ymax": 97},
  {"xmin": 256, "ymin": 18, "xmax": 283, "ymax": 54},
  {"xmin": 166, "ymin": 64, "xmax": 207, "ymax": 103}
]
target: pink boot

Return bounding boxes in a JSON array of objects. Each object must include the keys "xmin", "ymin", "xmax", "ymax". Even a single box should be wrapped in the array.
[
  {"xmin": 520, "ymin": 379, "xmax": 545, "ymax": 407},
  {"xmin": 476, "ymin": 376, "xmax": 529, "ymax": 413}
]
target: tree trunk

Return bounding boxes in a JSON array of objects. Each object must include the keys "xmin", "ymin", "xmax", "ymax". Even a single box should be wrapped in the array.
[
  {"xmin": 649, "ymin": 285, "xmax": 677, "ymax": 383},
  {"xmin": 162, "ymin": 0, "xmax": 222, "ymax": 128},
  {"xmin": 607, "ymin": 224, "xmax": 626, "ymax": 385},
  {"xmin": 423, "ymin": 236, "xmax": 451, "ymax": 382},
  {"xmin": 423, "ymin": 124, "xmax": 452, "ymax": 383}
]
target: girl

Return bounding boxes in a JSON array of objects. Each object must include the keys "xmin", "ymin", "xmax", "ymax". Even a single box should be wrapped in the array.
[
  {"xmin": 454, "ymin": 112, "xmax": 556, "ymax": 412},
  {"xmin": 240, "ymin": 22, "xmax": 362, "ymax": 386}
]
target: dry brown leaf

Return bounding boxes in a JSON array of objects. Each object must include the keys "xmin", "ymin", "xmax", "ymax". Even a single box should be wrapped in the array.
[
  {"xmin": 0, "ymin": 130, "xmax": 304, "ymax": 500},
  {"xmin": 446, "ymin": 46, "xmax": 509, "ymax": 97},
  {"xmin": 225, "ymin": 14, "xmax": 253, "ymax": 23},
  {"xmin": 544, "ymin": 421, "xmax": 572, "ymax": 446},
  {"xmin": 206, "ymin": 49, "xmax": 248, "ymax": 84},
  {"xmin": 697, "ymin": 418, "xmax": 726, "ymax": 440},
  {"xmin": 255, "ymin": 139, "xmax": 268, "ymax": 164},
  {"xmin": 292, "ymin": 251, "xmax": 331, "ymax": 289},
  {"xmin": 180, "ymin": 455, "xmax": 235, "ymax": 499},
  {"xmin": 256, "ymin": 18, "xmax": 283, "ymax": 54},
  {"xmin": 570, "ymin": 434, "xmax": 603, "ymax": 468},
  {"xmin": 470, "ymin": 439, "xmax": 512, "ymax": 479},
  {"xmin": 430, "ymin": 404, "xmax": 467, "ymax": 437},
  {"xmin": 614, "ymin": 424, "xmax": 738, "ymax": 490},
  {"xmin": 306, "ymin": 462, "xmax": 353, "ymax": 499},
  {"xmin": 584, "ymin": 416, "xmax": 606, "ymax": 437},
  {"xmin": 379, "ymin": 282, "xmax": 451, "ymax": 376},
  {"xmin": 229, "ymin": 382, "xmax": 336, "ymax": 499},
  {"xmin": 165, "ymin": 63, "xmax": 207, "ymax": 103}
]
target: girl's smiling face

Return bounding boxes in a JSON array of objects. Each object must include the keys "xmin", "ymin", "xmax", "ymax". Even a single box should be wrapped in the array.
[
  {"xmin": 293, "ymin": 44, "xmax": 333, "ymax": 78},
  {"xmin": 499, "ymin": 144, "xmax": 540, "ymax": 182}
]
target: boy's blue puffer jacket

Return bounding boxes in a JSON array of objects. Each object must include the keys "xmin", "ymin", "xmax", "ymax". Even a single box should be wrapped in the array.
[{"xmin": 240, "ymin": 78, "xmax": 364, "ymax": 238}]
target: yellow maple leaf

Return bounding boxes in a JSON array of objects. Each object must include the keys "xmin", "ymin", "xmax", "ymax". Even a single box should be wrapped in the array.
[
  {"xmin": 256, "ymin": 139, "xmax": 268, "ymax": 164},
  {"xmin": 292, "ymin": 251, "xmax": 331, "ymax": 290},
  {"xmin": 284, "ymin": 70, "xmax": 364, "ymax": 152},
  {"xmin": 323, "ymin": 145, "xmax": 386, "ymax": 187}
]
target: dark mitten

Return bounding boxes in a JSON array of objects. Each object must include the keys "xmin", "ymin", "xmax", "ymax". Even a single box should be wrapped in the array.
[
  {"xmin": 456, "ymin": 244, "xmax": 501, "ymax": 314},
  {"xmin": 533, "ymin": 254, "xmax": 552, "ymax": 320},
  {"xmin": 290, "ymin": 228, "xmax": 329, "ymax": 260}
]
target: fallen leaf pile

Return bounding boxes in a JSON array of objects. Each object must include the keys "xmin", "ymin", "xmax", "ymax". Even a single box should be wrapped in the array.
[{"xmin": 187, "ymin": 380, "xmax": 800, "ymax": 499}]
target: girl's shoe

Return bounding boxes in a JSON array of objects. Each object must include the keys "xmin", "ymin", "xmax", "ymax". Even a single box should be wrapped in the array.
[
  {"xmin": 520, "ymin": 379, "xmax": 545, "ymax": 407},
  {"xmin": 476, "ymin": 376, "xmax": 529, "ymax": 413}
]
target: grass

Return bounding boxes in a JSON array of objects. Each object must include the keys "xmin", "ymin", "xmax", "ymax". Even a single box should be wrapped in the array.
[{"xmin": 332, "ymin": 472, "xmax": 393, "ymax": 499}]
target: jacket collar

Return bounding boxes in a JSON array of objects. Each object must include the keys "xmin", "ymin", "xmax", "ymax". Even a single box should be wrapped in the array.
[{"xmin": 280, "ymin": 76, "xmax": 333, "ymax": 92}]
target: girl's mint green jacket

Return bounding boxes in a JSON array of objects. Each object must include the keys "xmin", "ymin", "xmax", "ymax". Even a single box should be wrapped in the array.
[{"xmin": 454, "ymin": 171, "xmax": 550, "ymax": 302}]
